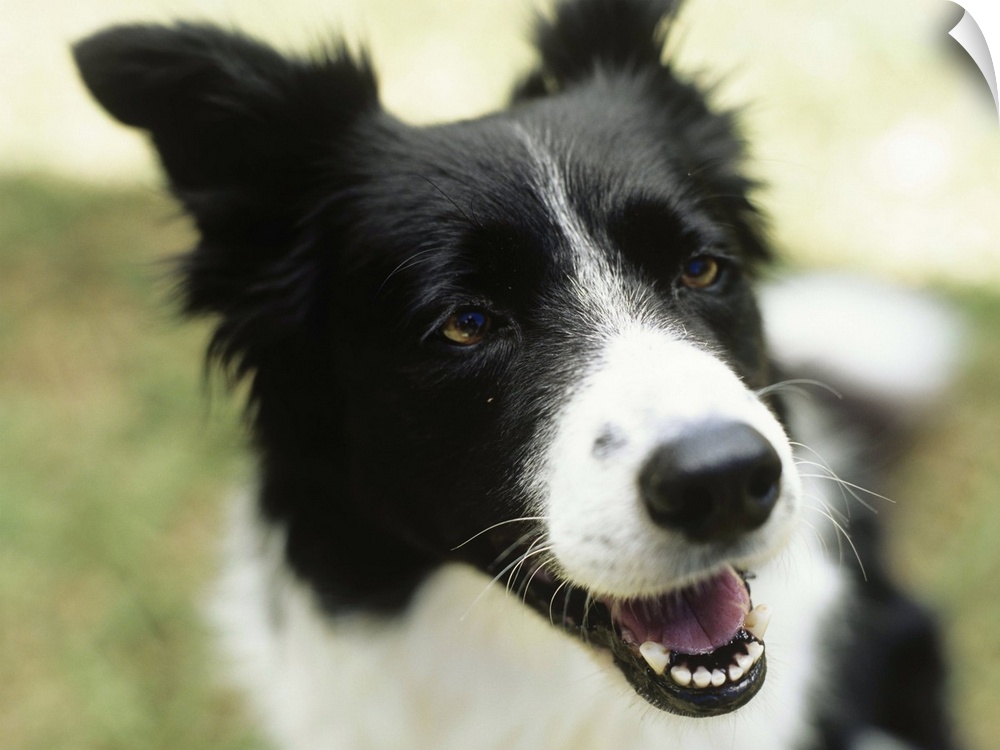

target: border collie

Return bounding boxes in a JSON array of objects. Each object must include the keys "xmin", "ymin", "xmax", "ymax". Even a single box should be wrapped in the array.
[{"xmin": 74, "ymin": 1, "xmax": 954, "ymax": 747}]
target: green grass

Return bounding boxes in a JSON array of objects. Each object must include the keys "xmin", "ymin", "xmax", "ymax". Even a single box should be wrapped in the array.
[
  {"xmin": 1, "ymin": 175, "xmax": 997, "ymax": 748},
  {"xmin": 0, "ymin": 176, "xmax": 265, "ymax": 750}
]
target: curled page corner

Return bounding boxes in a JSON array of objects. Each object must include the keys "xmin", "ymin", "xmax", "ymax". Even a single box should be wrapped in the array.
[{"xmin": 949, "ymin": 1, "xmax": 1000, "ymax": 124}]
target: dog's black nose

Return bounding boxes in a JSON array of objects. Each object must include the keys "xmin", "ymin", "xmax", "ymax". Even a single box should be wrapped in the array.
[{"xmin": 638, "ymin": 422, "xmax": 782, "ymax": 543}]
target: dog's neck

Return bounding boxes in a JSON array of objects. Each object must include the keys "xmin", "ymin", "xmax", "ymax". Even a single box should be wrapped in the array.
[{"xmin": 211, "ymin": 493, "xmax": 846, "ymax": 750}]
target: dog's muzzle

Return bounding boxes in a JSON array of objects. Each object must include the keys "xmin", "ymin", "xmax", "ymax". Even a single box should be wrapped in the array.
[
  {"xmin": 535, "ymin": 332, "xmax": 798, "ymax": 717},
  {"xmin": 593, "ymin": 422, "xmax": 779, "ymax": 716}
]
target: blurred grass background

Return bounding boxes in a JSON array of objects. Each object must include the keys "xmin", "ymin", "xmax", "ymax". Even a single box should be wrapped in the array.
[{"xmin": 1, "ymin": 1, "xmax": 997, "ymax": 748}]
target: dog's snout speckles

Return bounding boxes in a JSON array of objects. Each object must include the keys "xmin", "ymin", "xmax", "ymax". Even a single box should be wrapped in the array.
[{"xmin": 593, "ymin": 424, "xmax": 628, "ymax": 458}]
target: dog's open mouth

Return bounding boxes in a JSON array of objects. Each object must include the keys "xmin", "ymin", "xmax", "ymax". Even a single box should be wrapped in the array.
[
  {"xmin": 521, "ymin": 564, "xmax": 770, "ymax": 717},
  {"xmin": 597, "ymin": 565, "xmax": 770, "ymax": 717}
]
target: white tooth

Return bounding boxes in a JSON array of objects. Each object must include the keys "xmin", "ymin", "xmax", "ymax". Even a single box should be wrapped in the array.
[
  {"xmin": 711, "ymin": 669, "xmax": 726, "ymax": 687},
  {"xmin": 747, "ymin": 641, "xmax": 765, "ymax": 664},
  {"xmin": 728, "ymin": 664, "xmax": 745, "ymax": 682},
  {"xmin": 638, "ymin": 642, "xmax": 671, "ymax": 675},
  {"xmin": 670, "ymin": 664, "xmax": 692, "ymax": 687},
  {"xmin": 735, "ymin": 651, "xmax": 753, "ymax": 671},
  {"xmin": 692, "ymin": 666, "xmax": 712, "ymax": 689},
  {"xmin": 745, "ymin": 604, "xmax": 772, "ymax": 640}
]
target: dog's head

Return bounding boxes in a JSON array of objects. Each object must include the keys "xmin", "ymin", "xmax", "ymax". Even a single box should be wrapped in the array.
[{"xmin": 75, "ymin": 0, "xmax": 801, "ymax": 718}]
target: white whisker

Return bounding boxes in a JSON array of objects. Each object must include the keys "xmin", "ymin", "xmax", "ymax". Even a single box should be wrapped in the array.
[
  {"xmin": 375, "ymin": 247, "xmax": 439, "ymax": 297},
  {"xmin": 791, "ymin": 441, "xmax": 893, "ymax": 516},
  {"xmin": 507, "ymin": 542, "xmax": 553, "ymax": 596},
  {"xmin": 797, "ymin": 510, "xmax": 831, "ymax": 558},
  {"xmin": 805, "ymin": 500, "xmax": 867, "ymax": 581},
  {"xmin": 450, "ymin": 516, "xmax": 548, "ymax": 551},
  {"xmin": 797, "ymin": 471, "xmax": 893, "ymax": 506},
  {"xmin": 520, "ymin": 551, "xmax": 557, "ymax": 605},
  {"xmin": 460, "ymin": 533, "xmax": 544, "ymax": 620},
  {"xmin": 548, "ymin": 579, "xmax": 571, "ymax": 626}
]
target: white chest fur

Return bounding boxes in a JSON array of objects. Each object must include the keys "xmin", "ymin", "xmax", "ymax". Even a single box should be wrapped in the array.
[{"xmin": 209, "ymin": 497, "xmax": 847, "ymax": 750}]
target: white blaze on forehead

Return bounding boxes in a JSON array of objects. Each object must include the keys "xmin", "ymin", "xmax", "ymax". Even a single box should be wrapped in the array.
[{"xmin": 514, "ymin": 125, "xmax": 651, "ymax": 335}]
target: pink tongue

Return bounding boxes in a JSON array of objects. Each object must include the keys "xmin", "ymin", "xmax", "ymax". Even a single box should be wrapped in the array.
[{"xmin": 611, "ymin": 567, "xmax": 750, "ymax": 655}]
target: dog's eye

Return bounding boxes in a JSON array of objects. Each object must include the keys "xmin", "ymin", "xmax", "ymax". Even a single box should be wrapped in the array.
[
  {"xmin": 441, "ymin": 309, "xmax": 492, "ymax": 345},
  {"xmin": 680, "ymin": 256, "xmax": 721, "ymax": 290}
]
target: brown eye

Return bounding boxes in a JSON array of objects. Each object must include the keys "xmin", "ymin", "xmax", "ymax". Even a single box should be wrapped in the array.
[
  {"xmin": 680, "ymin": 256, "xmax": 721, "ymax": 290},
  {"xmin": 441, "ymin": 309, "xmax": 492, "ymax": 345}
]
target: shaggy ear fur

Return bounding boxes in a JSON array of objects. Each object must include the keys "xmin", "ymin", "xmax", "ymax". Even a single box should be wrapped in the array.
[
  {"xmin": 73, "ymin": 24, "xmax": 376, "ymax": 224},
  {"xmin": 73, "ymin": 24, "xmax": 379, "ymax": 386},
  {"xmin": 515, "ymin": 0, "xmax": 681, "ymax": 97}
]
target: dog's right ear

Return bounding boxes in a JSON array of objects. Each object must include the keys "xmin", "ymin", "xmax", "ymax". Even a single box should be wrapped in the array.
[
  {"xmin": 515, "ymin": 0, "xmax": 681, "ymax": 97},
  {"xmin": 74, "ymin": 24, "xmax": 378, "ymax": 231},
  {"xmin": 73, "ymin": 24, "xmax": 379, "ymax": 382},
  {"xmin": 73, "ymin": 24, "xmax": 377, "ymax": 234}
]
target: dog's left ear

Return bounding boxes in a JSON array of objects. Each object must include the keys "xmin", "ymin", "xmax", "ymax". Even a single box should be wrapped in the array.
[
  {"xmin": 74, "ymin": 24, "xmax": 379, "ymax": 380},
  {"xmin": 515, "ymin": 0, "xmax": 681, "ymax": 97}
]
